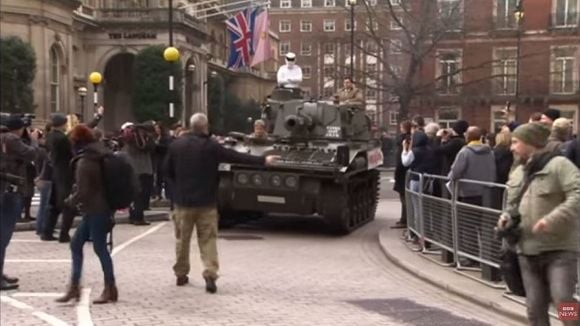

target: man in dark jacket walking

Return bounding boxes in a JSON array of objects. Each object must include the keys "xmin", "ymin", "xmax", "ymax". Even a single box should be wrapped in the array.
[{"xmin": 164, "ymin": 113, "xmax": 279, "ymax": 293}]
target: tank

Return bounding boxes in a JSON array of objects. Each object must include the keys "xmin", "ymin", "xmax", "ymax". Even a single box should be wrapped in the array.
[{"xmin": 217, "ymin": 89, "xmax": 383, "ymax": 234}]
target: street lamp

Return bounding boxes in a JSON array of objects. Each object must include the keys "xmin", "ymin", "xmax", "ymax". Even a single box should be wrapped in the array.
[
  {"xmin": 514, "ymin": 0, "xmax": 524, "ymax": 122},
  {"xmin": 164, "ymin": 46, "xmax": 180, "ymax": 118},
  {"xmin": 348, "ymin": 0, "xmax": 357, "ymax": 80},
  {"xmin": 89, "ymin": 72, "xmax": 102, "ymax": 112},
  {"xmin": 77, "ymin": 87, "xmax": 87, "ymax": 118}
]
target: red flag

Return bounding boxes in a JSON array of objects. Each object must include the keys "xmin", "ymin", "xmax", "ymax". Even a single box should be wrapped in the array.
[{"xmin": 250, "ymin": 9, "xmax": 272, "ymax": 67}]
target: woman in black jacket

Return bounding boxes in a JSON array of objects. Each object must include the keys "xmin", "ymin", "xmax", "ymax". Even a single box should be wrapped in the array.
[{"xmin": 392, "ymin": 120, "xmax": 412, "ymax": 228}]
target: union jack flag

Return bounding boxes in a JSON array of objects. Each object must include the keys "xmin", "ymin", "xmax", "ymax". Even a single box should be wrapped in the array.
[{"xmin": 226, "ymin": 8, "xmax": 259, "ymax": 69}]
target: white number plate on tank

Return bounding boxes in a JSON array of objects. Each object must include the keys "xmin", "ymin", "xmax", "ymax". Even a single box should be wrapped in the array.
[{"xmin": 257, "ymin": 196, "xmax": 286, "ymax": 204}]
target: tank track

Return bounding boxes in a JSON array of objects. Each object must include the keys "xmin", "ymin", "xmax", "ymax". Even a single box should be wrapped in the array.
[{"xmin": 324, "ymin": 169, "xmax": 380, "ymax": 235}]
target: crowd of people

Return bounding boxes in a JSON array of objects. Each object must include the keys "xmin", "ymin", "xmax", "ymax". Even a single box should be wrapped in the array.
[
  {"xmin": 0, "ymin": 108, "xmax": 277, "ymax": 305},
  {"xmin": 393, "ymin": 108, "xmax": 579, "ymax": 326}
]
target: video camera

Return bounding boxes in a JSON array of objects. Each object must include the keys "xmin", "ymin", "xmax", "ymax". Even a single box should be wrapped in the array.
[{"xmin": 0, "ymin": 112, "xmax": 35, "ymax": 130}]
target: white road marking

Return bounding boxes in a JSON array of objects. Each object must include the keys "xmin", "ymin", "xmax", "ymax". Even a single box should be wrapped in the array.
[
  {"xmin": 6, "ymin": 259, "xmax": 71, "ymax": 263},
  {"xmin": 77, "ymin": 288, "xmax": 94, "ymax": 326},
  {"xmin": 111, "ymin": 222, "xmax": 166, "ymax": 257},
  {"xmin": 12, "ymin": 292, "xmax": 62, "ymax": 298},
  {"xmin": 1, "ymin": 295, "xmax": 70, "ymax": 326},
  {"xmin": 32, "ymin": 311, "xmax": 70, "ymax": 326}
]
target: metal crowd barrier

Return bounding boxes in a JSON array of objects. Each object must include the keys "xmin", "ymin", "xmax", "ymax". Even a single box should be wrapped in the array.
[{"xmin": 404, "ymin": 171, "xmax": 579, "ymax": 293}]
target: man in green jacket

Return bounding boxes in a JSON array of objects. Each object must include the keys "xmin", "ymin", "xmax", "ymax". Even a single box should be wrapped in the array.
[{"xmin": 497, "ymin": 123, "xmax": 579, "ymax": 326}]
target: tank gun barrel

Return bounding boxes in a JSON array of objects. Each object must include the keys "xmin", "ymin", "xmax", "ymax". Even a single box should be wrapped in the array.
[{"xmin": 284, "ymin": 114, "xmax": 313, "ymax": 132}]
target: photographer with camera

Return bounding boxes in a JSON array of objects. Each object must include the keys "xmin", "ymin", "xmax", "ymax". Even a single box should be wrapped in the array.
[
  {"xmin": 0, "ymin": 115, "xmax": 40, "ymax": 290},
  {"xmin": 120, "ymin": 122, "xmax": 156, "ymax": 225}
]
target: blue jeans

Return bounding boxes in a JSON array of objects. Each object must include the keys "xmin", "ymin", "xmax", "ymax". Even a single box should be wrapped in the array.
[
  {"xmin": 71, "ymin": 213, "xmax": 115, "ymax": 284},
  {"xmin": 0, "ymin": 191, "xmax": 22, "ymax": 277},
  {"xmin": 36, "ymin": 181, "xmax": 52, "ymax": 234}
]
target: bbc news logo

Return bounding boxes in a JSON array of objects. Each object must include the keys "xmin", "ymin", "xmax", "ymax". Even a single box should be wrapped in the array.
[{"xmin": 559, "ymin": 303, "xmax": 579, "ymax": 321}]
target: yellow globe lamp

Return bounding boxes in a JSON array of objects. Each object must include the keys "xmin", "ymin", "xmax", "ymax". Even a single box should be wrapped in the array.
[
  {"xmin": 89, "ymin": 72, "xmax": 103, "ymax": 85},
  {"xmin": 164, "ymin": 47, "xmax": 180, "ymax": 62}
]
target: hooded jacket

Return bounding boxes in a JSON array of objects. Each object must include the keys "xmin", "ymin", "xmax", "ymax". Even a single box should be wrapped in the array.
[{"xmin": 448, "ymin": 142, "xmax": 496, "ymax": 198}]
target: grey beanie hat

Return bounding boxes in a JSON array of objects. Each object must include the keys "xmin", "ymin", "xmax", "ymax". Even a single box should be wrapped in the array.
[
  {"xmin": 50, "ymin": 113, "xmax": 68, "ymax": 127},
  {"xmin": 512, "ymin": 123, "xmax": 551, "ymax": 148}
]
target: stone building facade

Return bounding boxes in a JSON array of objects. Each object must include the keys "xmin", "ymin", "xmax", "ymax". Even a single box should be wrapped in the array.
[{"xmin": 0, "ymin": 0, "xmax": 278, "ymax": 130}]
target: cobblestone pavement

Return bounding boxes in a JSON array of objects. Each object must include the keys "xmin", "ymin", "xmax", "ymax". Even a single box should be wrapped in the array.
[{"xmin": 1, "ymin": 177, "xmax": 521, "ymax": 326}]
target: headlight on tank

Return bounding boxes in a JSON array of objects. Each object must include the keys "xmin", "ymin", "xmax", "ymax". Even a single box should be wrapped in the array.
[
  {"xmin": 252, "ymin": 174, "xmax": 264, "ymax": 186},
  {"xmin": 270, "ymin": 175, "xmax": 282, "ymax": 187},
  {"xmin": 285, "ymin": 175, "xmax": 298, "ymax": 188},
  {"xmin": 237, "ymin": 173, "xmax": 249, "ymax": 185}
]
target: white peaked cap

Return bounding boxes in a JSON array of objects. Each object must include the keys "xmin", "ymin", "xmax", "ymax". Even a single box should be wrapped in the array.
[
  {"xmin": 121, "ymin": 122, "xmax": 134, "ymax": 130},
  {"xmin": 285, "ymin": 52, "xmax": 296, "ymax": 60}
]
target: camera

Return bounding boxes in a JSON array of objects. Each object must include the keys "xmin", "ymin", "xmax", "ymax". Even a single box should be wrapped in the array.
[{"xmin": 0, "ymin": 112, "xmax": 35, "ymax": 132}]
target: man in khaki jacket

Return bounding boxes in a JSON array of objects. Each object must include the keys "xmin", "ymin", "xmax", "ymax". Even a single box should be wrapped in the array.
[
  {"xmin": 334, "ymin": 78, "xmax": 364, "ymax": 106},
  {"xmin": 497, "ymin": 123, "xmax": 579, "ymax": 326}
]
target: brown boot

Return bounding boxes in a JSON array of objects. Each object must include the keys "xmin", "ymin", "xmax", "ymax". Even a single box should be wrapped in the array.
[
  {"xmin": 55, "ymin": 284, "xmax": 80, "ymax": 303},
  {"xmin": 93, "ymin": 283, "xmax": 118, "ymax": 304}
]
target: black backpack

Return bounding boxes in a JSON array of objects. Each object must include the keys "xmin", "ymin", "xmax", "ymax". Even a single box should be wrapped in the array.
[{"xmin": 99, "ymin": 153, "xmax": 137, "ymax": 210}]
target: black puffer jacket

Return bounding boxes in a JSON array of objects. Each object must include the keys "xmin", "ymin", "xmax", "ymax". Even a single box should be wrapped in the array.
[
  {"xmin": 409, "ymin": 132, "xmax": 438, "ymax": 175},
  {"xmin": 435, "ymin": 135, "xmax": 465, "ymax": 176},
  {"xmin": 393, "ymin": 133, "xmax": 410, "ymax": 193}
]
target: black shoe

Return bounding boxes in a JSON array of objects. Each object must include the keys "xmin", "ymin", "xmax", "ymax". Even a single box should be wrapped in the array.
[
  {"xmin": 131, "ymin": 220, "xmax": 151, "ymax": 226},
  {"xmin": 176, "ymin": 276, "xmax": 189, "ymax": 286},
  {"xmin": 58, "ymin": 234, "xmax": 71, "ymax": 243},
  {"xmin": 41, "ymin": 234, "xmax": 57, "ymax": 241},
  {"xmin": 2, "ymin": 274, "xmax": 19, "ymax": 284},
  {"xmin": 0, "ymin": 280, "xmax": 19, "ymax": 291},
  {"xmin": 204, "ymin": 277, "xmax": 217, "ymax": 294},
  {"xmin": 390, "ymin": 221, "xmax": 407, "ymax": 229}
]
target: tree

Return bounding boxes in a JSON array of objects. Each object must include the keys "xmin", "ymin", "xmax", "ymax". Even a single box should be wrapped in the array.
[
  {"xmin": 207, "ymin": 73, "xmax": 261, "ymax": 135},
  {"xmin": 341, "ymin": 0, "xmax": 543, "ymax": 125},
  {"xmin": 132, "ymin": 45, "xmax": 182, "ymax": 123},
  {"xmin": 0, "ymin": 37, "xmax": 37, "ymax": 113}
]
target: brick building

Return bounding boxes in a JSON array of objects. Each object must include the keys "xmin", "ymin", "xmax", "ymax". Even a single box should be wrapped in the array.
[{"xmin": 270, "ymin": 0, "xmax": 580, "ymax": 134}]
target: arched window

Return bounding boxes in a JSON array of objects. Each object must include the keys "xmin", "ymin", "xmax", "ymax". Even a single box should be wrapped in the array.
[{"xmin": 49, "ymin": 46, "xmax": 60, "ymax": 112}]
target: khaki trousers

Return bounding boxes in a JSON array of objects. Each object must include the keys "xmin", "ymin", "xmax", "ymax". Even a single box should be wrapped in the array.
[{"xmin": 172, "ymin": 206, "xmax": 219, "ymax": 279}]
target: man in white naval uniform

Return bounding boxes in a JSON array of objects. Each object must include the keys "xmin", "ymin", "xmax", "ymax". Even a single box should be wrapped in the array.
[{"xmin": 277, "ymin": 52, "xmax": 303, "ymax": 88}]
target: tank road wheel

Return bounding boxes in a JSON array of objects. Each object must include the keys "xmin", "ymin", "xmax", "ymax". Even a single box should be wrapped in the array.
[{"xmin": 323, "ymin": 170, "xmax": 380, "ymax": 235}]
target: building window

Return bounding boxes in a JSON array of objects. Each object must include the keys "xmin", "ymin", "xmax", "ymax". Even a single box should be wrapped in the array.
[
  {"xmin": 301, "ymin": 0, "xmax": 312, "ymax": 8},
  {"xmin": 324, "ymin": 64, "xmax": 334, "ymax": 77},
  {"xmin": 389, "ymin": 111, "xmax": 399, "ymax": 125},
  {"xmin": 493, "ymin": 48, "xmax": 517, "ymax": 95},
  {"xmin": 390, "ymin": 16, "xmax": 403, "ymax": 30},
  {"xmin": 554, "ymin": 0, "xmax": 579, "ymax": 27},
  {"xmin": 324, "ymin": 19, "xmax": 336, "ymax": 32},
  {"xmin": 491, "ymin": 105, "xmax": 509, "ymax": 132},
  {"xmin": 551, "ymin": 47, "xmax": 577, "ymax": 94},
  {"xmin": 279, "ymin": 20, "xmax": 291, "ymax": 33},
  {"xmin": 323, "ymin": 87, "xmax": 334, "ymax": 98},
  {"xmin": 367, "ymin": 63, "xmax": 378, "ymax": 73},
  {"xmin": 49, "ymin": 46, "xmax": 60, "ymax": 113},
  {"xmin": 389, "ymin": 0, "xmax": 402, "ymax": 5},
  {"xmin": 325, "ymin": 0, "xmax": 335, "ymax": 6},
  {"xmin": 301, "ymin": 43, "xmax": 312, "ymax": 56},
  {"xmin": 280, "ymin": 41, "xmax": 290, "ymax": 55},
  {"xmin": 496, "ymin": 0, "xmax": 517, "ymax": 28},
  {"xmin": 366, "ymin": 41, "xmax": 378, "ymax": 54},
  {"xmin": 324, "ymin": 43, "xmax": 335, "ymax": 55},
  {"xmin": 301, "ymin": 20, "xmax": 312, "ymax": 32},
  {"xmin": 437, "ymin": 51, "xmax": 461, "ymax": 94},
  {"xmin": 345, "ymin": 20, "xmax": 357, "ymax": 31},
  {"xmin": 366, "ymin": 88, "xmax": 377, "ymax": 99},
  {"xmin": 390, "ymin": 39, "xmax": 402, "ymax": 54},
  {"xmin": 280, "ymin": 0, "xmax": 291, "ymax": 8},
  {"xmin": 438, "ymin": 0, "xmax": 463, "ymax": 30},
  {"xmin": 303, "ymin": 66, "xmax": 312, "ymax": 79},
  {"xmin": 366, "ymin": 19, "xmax": 379, "ymax": 31},
  {"xmin": 437, "ymin": 107, "xmax": 461, "ymax": 128}
]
